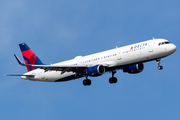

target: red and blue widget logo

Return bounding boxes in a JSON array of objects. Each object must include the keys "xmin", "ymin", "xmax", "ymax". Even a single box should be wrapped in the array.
[{"xmin": 19, "ymin": 43, "xmax": 43, "ymax": 71}]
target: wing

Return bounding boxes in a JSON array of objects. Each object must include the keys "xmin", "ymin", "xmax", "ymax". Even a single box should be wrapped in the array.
[{"xmin": 14, "ymin": 54, "xmax": 88, "ymax": 74}]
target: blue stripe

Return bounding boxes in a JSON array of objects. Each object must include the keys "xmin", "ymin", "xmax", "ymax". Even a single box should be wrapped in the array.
[
  {"xmin": 19, "ymin": 43, "xmax": 30, "ymax": 52},
  {"xmin": 23, "ymin": 56, "xmax": 32, "ymax": 71},
  {"xmin": 35, "ymin": 57, "xmax": 44, "ymax": 65}
]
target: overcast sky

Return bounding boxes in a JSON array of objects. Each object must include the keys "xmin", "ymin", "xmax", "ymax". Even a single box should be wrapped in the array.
[{"xmin": 1, "ymin": 0, "xmax": 180, "ymax": 120}]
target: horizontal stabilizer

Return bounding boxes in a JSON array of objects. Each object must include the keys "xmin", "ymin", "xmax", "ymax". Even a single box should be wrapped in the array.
[{"xmin": 5, "ymin": 74, "xmax": 35, "ymax": 77}]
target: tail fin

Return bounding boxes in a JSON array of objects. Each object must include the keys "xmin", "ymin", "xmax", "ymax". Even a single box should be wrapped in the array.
[{"xmin": 19, "ymin": 43, "xmax": 44, "ymax": 72}]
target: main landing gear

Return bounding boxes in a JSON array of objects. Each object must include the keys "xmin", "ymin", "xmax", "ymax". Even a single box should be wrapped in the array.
[
  {"xmin": 109, "ymin": 71, "xmax": 118, "ymax": 84},
  {"xmin": 83, "ymin": 71, "xmax": 118, "ymax": 86},
  {"xmin": 83, "ymin": 76, "xmax": 91, "ymax": 86},
  {"xmin": 156, "ymin": 59, "xmax": 163, "ymax": 70}
]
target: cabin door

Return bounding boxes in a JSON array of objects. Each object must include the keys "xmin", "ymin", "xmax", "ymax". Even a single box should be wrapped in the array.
[{"xmin": 148, "ymin": 42, "xmax": 154, "ymax": 52}]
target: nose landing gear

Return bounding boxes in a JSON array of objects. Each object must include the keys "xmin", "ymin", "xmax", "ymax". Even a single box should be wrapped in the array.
[{"xmin": 156, "ymin": 59, "xmax": 163, "ymax": 70}]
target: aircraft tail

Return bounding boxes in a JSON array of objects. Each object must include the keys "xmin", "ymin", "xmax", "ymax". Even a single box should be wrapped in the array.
[{"xmin": 19, "ymin": 43, "xmax": 44, "ymax": 72}]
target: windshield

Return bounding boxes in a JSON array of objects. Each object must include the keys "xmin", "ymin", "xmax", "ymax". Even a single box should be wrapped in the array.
[{"xmin": 158, "ymin": 41, "xmax": 170, "ymax": 46}]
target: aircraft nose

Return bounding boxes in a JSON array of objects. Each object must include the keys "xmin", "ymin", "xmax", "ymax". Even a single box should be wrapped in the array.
[{"xmin": 170, "ymin": 44, "xmax": 177, "ymax": 53}]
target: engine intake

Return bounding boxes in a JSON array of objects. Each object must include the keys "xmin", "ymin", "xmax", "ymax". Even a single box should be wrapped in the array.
[
  {"xmin": 87, "ymin": 65, "xmax": 105, "ymax": 76},
  {"xmin": 123, "ymin": 63, "xmax": 144, "ymax": 74}
]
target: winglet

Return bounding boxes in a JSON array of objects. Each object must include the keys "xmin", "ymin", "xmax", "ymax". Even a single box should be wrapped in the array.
[
  {"xmin": 14, "ymin": 54, "xmax": 33, "ymax": 67},
  {"xmin": 14, "ymin": 54, "xmax": 24, "ymax": 65}
]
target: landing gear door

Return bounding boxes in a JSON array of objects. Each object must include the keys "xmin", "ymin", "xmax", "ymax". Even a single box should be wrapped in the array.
[
  {"xmin": 116, "ymin": 47, "xmax": 122, "ymax": 60},
  {"xmin": 149, "ymin": 42, "xmax": 154, "ymax": 52}
]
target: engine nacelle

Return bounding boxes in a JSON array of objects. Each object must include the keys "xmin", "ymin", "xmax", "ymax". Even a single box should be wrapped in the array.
[
  {"xmin": 123, "ymin": 63, "xmax": 144, "ymax": 74},
  {"xmin": 87, "ymin": 65, "xmax": 105, "ymax": 76}
]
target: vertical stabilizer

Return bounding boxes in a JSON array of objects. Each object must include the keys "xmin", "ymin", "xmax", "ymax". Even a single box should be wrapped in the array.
[{"xmin": 19, "ymin": 43, "xmax": 44, "ymax": 72}]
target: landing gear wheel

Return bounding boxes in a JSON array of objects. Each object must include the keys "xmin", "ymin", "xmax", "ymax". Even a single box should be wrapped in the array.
[
  {"xmin": 83, "ymin": 79, "xmax": 91, "ymax": 86},
  {"xmin": 109, "ymin": 77, "xmax": 113, "ymax": 84},
  {"xmin": 109, "ymin": 77, "xmax": 117, "ymax": 84},
  {"xmin": 113, "ymin": 77, "xmax": 117, "ymax": 83},
  {"xmin": 158, "ymin": 66, "xmax": 163, "ymax": 70}
]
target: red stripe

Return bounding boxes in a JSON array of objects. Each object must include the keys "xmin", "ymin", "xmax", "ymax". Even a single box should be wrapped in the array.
[{"xmin": 22, "ymin": 50, "xmax": 34, "ymax": 59}]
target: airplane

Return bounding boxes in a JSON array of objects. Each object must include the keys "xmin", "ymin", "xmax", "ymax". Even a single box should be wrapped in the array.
[{"xmin": 6, "ymin": 38, "xmax": 176, "ymax": 86}]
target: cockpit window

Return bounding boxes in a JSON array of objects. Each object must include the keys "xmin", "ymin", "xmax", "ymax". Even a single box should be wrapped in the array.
[
  {"xmin": 165, "ymin": 42, "xmax": 170, "ymax": 44},
  {"xmin": 158, "ymin": 41, "xmax": 170, "ymax": 46}
]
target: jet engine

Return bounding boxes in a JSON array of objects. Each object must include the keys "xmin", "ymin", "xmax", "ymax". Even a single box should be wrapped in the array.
[
  {"xmin": 87, "ymin": 65, "xmax": 105, "ymax": 76},
  {"xmin": 123, "ymin": 63, "xmax": 144, "ymax": 74}
]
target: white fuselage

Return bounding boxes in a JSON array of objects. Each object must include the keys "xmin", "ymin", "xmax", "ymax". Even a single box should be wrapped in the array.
[{"xmin": 22, "ymin": 39, "xmax": 176, "ymax": 82}]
